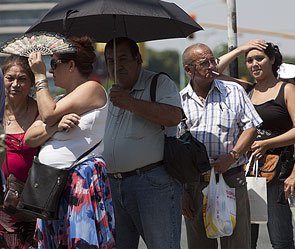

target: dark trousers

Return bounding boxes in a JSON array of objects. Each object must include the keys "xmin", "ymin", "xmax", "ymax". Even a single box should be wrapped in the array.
[
  {"xmin": 185, "ymin": 171, "xmax": 251, "ymax": 249},
  {"xmin": 251, "ymin": 177, "xmax": 294, "ymax": 249}
]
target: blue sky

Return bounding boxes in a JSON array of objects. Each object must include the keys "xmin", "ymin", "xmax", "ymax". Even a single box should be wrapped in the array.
[{"xmin": 147, "ymin": 0, "xmax": 295, "ymax": 57}]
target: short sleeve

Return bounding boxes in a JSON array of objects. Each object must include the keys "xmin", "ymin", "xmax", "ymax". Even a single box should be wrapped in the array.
[
  {"xmin": 154, "ymin": 74, "xmax": 182, "ymax": 109},
  {"xmin": 238, "ymin": 86, "xmax": 262, "ymax": 130}
]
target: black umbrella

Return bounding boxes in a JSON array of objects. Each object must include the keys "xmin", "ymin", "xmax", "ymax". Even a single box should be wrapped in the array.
[{"xmin": 26, "ymin": 0, "xmax": 203, "ymax": 43}]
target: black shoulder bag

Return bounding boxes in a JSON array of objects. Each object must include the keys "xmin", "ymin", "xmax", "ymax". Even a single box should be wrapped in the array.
[
  {"xmin": 150, "ymin": 73, "xmax": 211, "ymax": 183},
  {"xmin": 17, "ymin": 141, "xmax": 102, "ymax": 220}
]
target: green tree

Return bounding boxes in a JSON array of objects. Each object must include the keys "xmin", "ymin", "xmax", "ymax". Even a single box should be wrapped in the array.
[{"xmin": 145, "ymin": 49, "xmax": 180, "ymax": 87}]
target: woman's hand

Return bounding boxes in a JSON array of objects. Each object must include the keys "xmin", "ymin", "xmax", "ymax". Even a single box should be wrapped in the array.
[
  {"xmin": 284, "ymin": 165, "xmax": 295, "ymax": 199},
  {"xmin": 28, "ymin": 51, "xmax": 47, "ymax": 81},
  {"xmin": 251, "ymin": 140, "xmax": 270, "ymax": 159},
  {"xmin": 238, "ymin": 39, "xmax": 268, "ymax": 54},
  {"xmin": 57, "ymin": 113, "xmax": 80, "ymax": 132}
]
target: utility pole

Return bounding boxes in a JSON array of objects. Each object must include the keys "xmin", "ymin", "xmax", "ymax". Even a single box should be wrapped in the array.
[
  {"xmin": 227, "ymin": 0, "xmax": 238, "ymax": 78},
  {"xmin": 179, "ymin": 51, "xmax": 185, "ymax": 90}
]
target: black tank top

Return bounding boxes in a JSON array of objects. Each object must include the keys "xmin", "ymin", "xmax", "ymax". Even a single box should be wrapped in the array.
[
  {"xmin": 254, "ymin": 82, "xmax": 292, "ymax": 134},
  {"xmin": 253, "ymin": 82, "xmax": 293, "ymax": 155}
]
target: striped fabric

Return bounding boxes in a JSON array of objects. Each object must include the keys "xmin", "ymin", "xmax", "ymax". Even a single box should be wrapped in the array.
[{"xmin": 179, "ymin": 79, "xmax": 262, "ymax": 167}]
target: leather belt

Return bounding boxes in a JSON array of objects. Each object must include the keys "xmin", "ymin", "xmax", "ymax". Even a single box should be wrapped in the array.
[
  {"xmin": 108, "ymin": 160, "xmax": 164, "ymax": 179},
  {"xmin": 200, "ymin": 165, "xmax": 245, "ymax": 182}
]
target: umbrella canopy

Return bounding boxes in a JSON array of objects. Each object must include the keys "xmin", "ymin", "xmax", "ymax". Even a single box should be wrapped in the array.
[{"xmin": 26, "ymin": 0, "xmax": 203, "ymax": 42}]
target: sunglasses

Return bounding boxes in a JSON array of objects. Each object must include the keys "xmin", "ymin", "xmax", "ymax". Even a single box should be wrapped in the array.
[{"xmin": 50, "ymin": 59, "xmax": 68, "ymax": 70}]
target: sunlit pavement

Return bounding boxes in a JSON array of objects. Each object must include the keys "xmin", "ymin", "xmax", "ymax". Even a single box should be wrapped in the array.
[{"xmin": 138, "ymin": 208, "xmax": 295, "ymax": 248}]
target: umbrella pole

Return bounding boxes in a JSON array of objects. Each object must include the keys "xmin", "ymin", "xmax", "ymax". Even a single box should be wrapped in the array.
[
  {"xmin": 113, "ymin": 37, "xmax": 117, "ymax": 85},
  {"xmin": 112, "ymin": 14, "xmax": 117, "ymax": 85}
]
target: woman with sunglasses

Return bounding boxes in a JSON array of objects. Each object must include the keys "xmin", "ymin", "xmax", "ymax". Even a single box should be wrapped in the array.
[
  {"xmin": 218, "ymin": 41, "xmax": 295, "ymax": 249},
  {"xmin": 24, "ymin": 36, "xmax": 115, "ymax": 249},
  {"xmin": 0, "ymin": 55, "xmax": 39, "ymax": 249}
]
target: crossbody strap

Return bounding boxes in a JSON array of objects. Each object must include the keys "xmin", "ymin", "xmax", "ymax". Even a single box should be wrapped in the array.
[
  {"xmin": 150, "ymin": 72, "xmax": 169, "ymax": 102},
  {"xmin": 69, "ymin": 140, "xmax": 103, "ymax": 169},
  {"xmin": 150, "ymin": 73, "xmax": 169, "ymax": 130},
  {"xmin": 150, "ymin": 73, "xmax": 187, "ymax": 130}
]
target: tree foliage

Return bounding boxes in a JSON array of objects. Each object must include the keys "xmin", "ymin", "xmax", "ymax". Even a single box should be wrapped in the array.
[{"xmin": 145, "ymin": 48, "xmax": 181, "ymax": 87}]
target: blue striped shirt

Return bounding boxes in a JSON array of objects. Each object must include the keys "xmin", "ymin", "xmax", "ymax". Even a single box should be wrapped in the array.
[{"xmin": 179, "ymin": 79, "xmax": 262, "ymax": 167}]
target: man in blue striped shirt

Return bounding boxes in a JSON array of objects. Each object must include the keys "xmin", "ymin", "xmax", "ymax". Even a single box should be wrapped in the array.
[{"xmin": 180, "ymin": 43, "xmax": 262, "ymax": 249}]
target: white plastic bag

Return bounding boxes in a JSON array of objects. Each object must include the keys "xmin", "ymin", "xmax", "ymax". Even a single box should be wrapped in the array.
[
  {"xmin": 202, "ymin": 168, "xmax": 236, "ymax": 238},
  {"xmin": 245, "ymin": 154, "xmax": 268, "ymax": 224}
]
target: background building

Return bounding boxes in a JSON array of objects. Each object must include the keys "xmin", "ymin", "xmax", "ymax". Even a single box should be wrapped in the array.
[
  {"xmin": 0, "ymin": 0, "xmax": 109, "ymax": 93},
  {"xmin": 0, "ymin": 1, "xmax": 58, "ymax": 63}
]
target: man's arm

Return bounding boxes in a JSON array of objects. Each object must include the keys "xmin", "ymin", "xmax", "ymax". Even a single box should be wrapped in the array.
[
  {"xmin": 216, "ymin": 73, "xmax": 254, "ymax": 87},
  {"xmin": 109, "ymin": 84, "xmax": 182, "ymax": 127},
  {"xmin": 129, "ymin": 98, "xmax": 182, "ymax": 127},
  {"xmin": 212, "ymin": 127, "xmax": 257, "ymax": 173},
  {"xmin": 231, "ymin": 127, "xmax": 257, "ymax": 157}
]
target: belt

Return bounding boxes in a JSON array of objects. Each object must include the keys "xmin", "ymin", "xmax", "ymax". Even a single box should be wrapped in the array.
[
  {"xmin": 200, "ymin": 165, "xmax": 245, "ymax": 182},
  {"xmin": 108, "ymin": 160, "xmax": 163, "ymax": 179}
]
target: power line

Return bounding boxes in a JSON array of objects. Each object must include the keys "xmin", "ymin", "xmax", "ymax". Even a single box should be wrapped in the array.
[{"xmin": 200, "ymin": 22, "xmax": 295, "ymax": 39}]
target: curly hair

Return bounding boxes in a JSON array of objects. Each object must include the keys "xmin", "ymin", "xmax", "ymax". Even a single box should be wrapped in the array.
[
  {"xmin": 1, "ymin": 55, "xmax": 35, "ymax": 84},
  {"xmin": 57, "ymin": 36, "xmax": 96, "ymax": 78},
  {"xmin": 264, "ymin": 42, "xmax": 283, "ymax": 78}
]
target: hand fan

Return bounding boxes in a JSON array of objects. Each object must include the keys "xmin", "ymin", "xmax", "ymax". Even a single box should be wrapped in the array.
[{"xmin": 0, "ymin": 32, "xmax": 76, "ymax": 57}]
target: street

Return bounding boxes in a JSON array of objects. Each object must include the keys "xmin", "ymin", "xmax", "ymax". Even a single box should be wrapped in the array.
[{"xmin": 138, "ymin": 208, "xmax": 295, "ymax": 249}]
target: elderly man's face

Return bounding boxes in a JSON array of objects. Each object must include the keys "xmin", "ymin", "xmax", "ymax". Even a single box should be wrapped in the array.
[
  {"xmin": 186, "ymin": 46, "xmax": 218, "ymax": 83},
  {"xmin": 105, "ymin": 42, "xmax": 141, "ymax": 90}
]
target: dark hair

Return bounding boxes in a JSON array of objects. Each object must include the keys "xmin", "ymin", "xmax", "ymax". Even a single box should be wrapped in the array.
[
  {"xmin": 104, "ymin": 37, "xmax": 140, "ymax": 61},
  {"xmin": 246, "ymin": 42, "xmax": 282, "ymax": 78},
  {"xmin": 1, "ymin": 55, "xmax": 35, "ymax": 83},
  {"xmin": 57, "ymin": 36, "xmax": 96, "ymax": 77}
]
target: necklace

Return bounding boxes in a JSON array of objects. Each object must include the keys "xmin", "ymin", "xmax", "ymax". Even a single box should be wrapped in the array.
[{"xmin": 5, "ymin": 103, "xmax": 29, "ymax": 127}]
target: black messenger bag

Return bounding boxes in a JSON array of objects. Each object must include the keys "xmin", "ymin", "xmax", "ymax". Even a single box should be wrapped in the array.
[{"xmin": 150, "ymin": 73, "xmax": 211, "ymax": 183}]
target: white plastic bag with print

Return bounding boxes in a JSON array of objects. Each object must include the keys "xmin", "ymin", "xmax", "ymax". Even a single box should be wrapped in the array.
[{"xmin": 202, "ymin": 168, "xmax": 236, "ymax": 238}]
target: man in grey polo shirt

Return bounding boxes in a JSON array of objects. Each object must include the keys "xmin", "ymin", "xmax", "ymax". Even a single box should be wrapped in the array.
[{"xmin": 103, "ymin": 37, "xmax": 183, "ymax": 249}]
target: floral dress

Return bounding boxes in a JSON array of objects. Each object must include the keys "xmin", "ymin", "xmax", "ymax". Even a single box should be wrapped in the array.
[{"xmin": 35, "ymin": 156, "xmax": 115, "ymax": 249}]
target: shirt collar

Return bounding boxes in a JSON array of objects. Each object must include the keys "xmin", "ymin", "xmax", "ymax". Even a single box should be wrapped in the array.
[
  {"xmin": 130, "ymin": 69, "xmax": 145, "ymax": 92},
  {"xmin": 183, "ymin": 78, "xmax": 230, "ymax": 100},
  {"xmin": 213, "ymin": 79, "xmax": 229, "ymax": 97}
]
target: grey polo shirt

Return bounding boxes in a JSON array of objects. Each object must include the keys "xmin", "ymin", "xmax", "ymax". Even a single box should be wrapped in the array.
[{"xmin": 103, "ymin": 69, "xmax": 182, "ymax": 173}]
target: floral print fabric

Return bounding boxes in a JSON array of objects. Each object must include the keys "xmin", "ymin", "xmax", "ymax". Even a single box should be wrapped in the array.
[{"xmin": 35, "ymin": 156, "xmax": 115, "ymax": 249}]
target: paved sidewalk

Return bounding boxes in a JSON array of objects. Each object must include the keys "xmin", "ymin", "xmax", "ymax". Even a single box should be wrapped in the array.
[{"xmin": 138, "ymin": 207, "xmax": 295, "ymax": 248}]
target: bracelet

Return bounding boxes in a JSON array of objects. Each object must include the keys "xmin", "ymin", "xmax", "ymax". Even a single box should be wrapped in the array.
[
  {"xmin": 35, "ymin": 82, "xmax": 48, "ymax": 88},
  {"xmin": 36, "ymin": 85, "xmax": 49, "ymax": 92},
  {"xmin": 229, "ymin": 150, "xmax": 240, "ymax": 161},
  {"xmin": 35, "ymin": 79, "xmax": 48, "ymax": 85}
]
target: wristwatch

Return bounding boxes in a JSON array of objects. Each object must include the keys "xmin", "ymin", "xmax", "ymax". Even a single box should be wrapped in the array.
[{"xmin": 229, "ymin": 150, "xmax": 240, "ymax": 161}]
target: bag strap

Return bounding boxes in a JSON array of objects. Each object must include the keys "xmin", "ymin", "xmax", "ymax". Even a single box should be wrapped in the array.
[
  {"xmin": 150, "ymin": 72, "xmax": 169, "ymax": 102},
  {"xmin": 150, "ymin": 72, "xmax": 187, "ymax": 130},
  {"xmin": 150, "ymin": 72, "xmax": 169, "ymax": 130},
  {"xmin": 69, "ymin": 140, "xmax": 102, "ymax": 169}
]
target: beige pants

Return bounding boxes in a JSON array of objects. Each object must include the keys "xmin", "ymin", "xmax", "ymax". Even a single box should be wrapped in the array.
[{"xmin": 184, "ymin": 171, "xmax": 251, "ymax": 249}]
